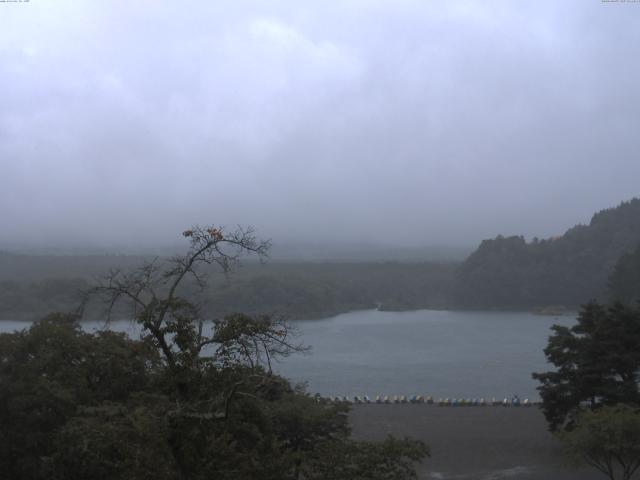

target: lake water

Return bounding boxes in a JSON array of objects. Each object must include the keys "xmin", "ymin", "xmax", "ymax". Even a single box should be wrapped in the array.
[
  {"xmin": 0, "ymin": 309, "xmax": 576, "ymax": 400},
  {"xmin": 280, "ymin": 309, "xmax": 575, "ymax": 400}
]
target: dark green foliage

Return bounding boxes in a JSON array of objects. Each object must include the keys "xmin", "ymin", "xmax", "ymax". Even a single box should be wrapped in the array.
[
  {"xmin": 609, "ymin": 243, "xmax": 640, "ymax": 305},
  {"xmin": 0, "ymin": 313, "xmax": 160, "ymax": 479},
  {"xmin": 206, "ymin": 262, "xmax": 455, "ymax": 319},
  {"xmin": 455, "ymin": 198, "xmax": 640, "ymax": 308},
  {"xmin": 557, "ymin": 404, "xmax": 640, "ymax": 480},
  {"xmin": 0, "ymin": 314, "xmax": 428, "ymax": 480},
  {"xmin": 0, "ymin": 262, "xmax": 456, "ymax": 321},
  {"xmin": 0, "ymin": 278, "xmax": 89, "ymax": 320},
  {"xmin": 52, "ymin": 401, "xmax": 177, "ymax": 480},
  {"xmin": 532, "ymin": 302, "xmax": 640, "ymax": 431},
  {"xmin": 1, "ymin": 226, "xmax": 428, "ymax": 479}
]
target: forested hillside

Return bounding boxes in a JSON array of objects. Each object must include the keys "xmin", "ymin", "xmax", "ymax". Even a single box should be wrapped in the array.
[
  {"xmin": 0, "ymin": 258, "xmax": 455, "ymax": 321},
  {"xmin": 454, "ymin": 198, "xmax": 640, "ymax": 308},
  {"xmin": 609, "ymin": 243, "xmax": 640, "ymax": 304},
  {"xmin": 3, "ymin": 199, "xmax": 639, "ymax": 319}
]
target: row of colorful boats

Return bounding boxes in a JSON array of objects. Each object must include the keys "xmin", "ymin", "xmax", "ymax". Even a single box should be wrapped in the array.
[{"xmin": 324, "ymin": 395, "xmax": 534, "ymax": 406}]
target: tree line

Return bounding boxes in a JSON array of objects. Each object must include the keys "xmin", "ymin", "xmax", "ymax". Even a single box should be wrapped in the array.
[
  {"xmin": 454, "ymin": 198, "xmax": 640, "ymax": 309},
  {"xmin": 0, "ymin": 226, "xmax": 428, "ymax": 480},
  {"xmin": 533, "ymin": 242, "xmax": 640, "ymax": 479},
  {"xmin": 0, "ymin": 259, "xmax": 455, "ymax": 321}
]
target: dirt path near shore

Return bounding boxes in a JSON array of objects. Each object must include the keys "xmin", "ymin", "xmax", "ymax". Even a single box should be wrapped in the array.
[{"xmin": 349, "ymin": 405, "xmax": 606, "ymax": 480}]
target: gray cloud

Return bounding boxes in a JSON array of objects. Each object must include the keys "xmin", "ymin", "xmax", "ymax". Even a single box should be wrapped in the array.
[{"xmin": 1, "ymin": 1, "xmax": 639, "ymax": 249}]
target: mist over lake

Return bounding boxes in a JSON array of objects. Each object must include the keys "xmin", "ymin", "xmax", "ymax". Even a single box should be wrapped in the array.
[{"xmin": 3, "ymin": 2, "xmax": 640, "ymax": 478}]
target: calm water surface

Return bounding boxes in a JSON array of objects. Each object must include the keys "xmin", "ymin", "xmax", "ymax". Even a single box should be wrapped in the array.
[
  {"xmin": 280, "ymin": 309, "xmax": 575, "ymax": 399},
  {"xmin": 1, "ymin": 309, "xmax": 575, "ymax": 399}
]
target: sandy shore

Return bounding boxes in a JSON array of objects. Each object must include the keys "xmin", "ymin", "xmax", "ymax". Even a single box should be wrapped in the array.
[{"xmin": 349, "ymin": 404, "xmax": 605, "ymax": 480}]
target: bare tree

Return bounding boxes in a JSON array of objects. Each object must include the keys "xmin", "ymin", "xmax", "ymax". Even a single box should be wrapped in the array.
[
  {"xmin": 213, "ymin": 313, "xmax": 307, "ymax": 374},
  {"xmin": 82, "ymin": 225, "xmax": 297, "ymax": 371}
]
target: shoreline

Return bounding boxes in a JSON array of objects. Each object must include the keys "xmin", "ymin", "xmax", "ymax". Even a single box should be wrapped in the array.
[
  {"xmin": 0, "ymin": 305, "xmax": 580, "ymax": 324},
  {"xmin": 349, "ymin": 404, "xmax": 600, "ymax": 480}
]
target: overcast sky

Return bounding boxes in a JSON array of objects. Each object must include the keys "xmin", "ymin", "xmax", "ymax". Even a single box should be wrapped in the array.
[{"xmin": 1, "ymin": 1, "xmax": 639, "ymax": 250}]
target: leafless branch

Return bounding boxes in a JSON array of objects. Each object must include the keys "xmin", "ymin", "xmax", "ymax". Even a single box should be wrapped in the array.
[{"xmin": 81, "ymin": 224, "xmax": 271, "ymax": 373}]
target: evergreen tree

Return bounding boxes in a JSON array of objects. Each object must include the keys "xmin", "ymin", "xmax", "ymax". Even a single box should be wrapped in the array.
[
  {"xmin": 609, "ymin": 243, "xmax": 640, "ymax": 305},
  {"xmin": 533, "ymin": 302, "xmax": 640, "ymax": 431}
]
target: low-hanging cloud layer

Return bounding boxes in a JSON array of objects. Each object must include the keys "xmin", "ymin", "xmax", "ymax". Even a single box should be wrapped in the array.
[{"xmin": 1, "ymin": 1, "xmax": 639, "ymax": 249}]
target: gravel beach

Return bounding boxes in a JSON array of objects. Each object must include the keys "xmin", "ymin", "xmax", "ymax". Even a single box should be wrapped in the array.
[{"xmin": 349, "ymin": 404, "xmax": 605, "ymax": 480}]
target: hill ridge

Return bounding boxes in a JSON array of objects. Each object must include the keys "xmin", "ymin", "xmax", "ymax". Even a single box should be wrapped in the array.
[{"xmin": 454, "ymin": 198, "xmax": 640, "ymax": 308}]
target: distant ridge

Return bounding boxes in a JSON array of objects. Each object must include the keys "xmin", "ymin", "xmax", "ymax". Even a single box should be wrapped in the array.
[{"xmin": 453, "ymin": 198, "xmax": 640, "ymax": 308}]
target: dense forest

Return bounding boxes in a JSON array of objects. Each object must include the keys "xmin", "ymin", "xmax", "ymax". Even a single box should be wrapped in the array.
[
  {"xmin": 453, "ymin": 198, "xmax": 640, "ymax": 309},
  {"xmin": 0, "ymin": 226, "xmax": 428, "ymax": 479},
  {"xmin": 2, "ymin": 198, "xmax": 640, "ymax": 320},
  {"xmin": 0, "ymin": 257, "xmax": 455, "ymax": 321},
  {"xmin": 609, "ymin": 243, "xmax": 640, "ymax": 305}
]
